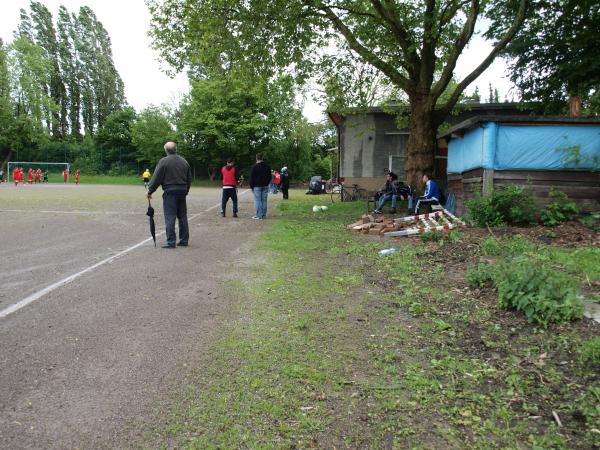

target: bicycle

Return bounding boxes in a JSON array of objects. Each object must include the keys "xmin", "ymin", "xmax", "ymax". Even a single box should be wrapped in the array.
[{"xmin": 330, "ymin": 183, "xmax": 368, "ymax": 203}]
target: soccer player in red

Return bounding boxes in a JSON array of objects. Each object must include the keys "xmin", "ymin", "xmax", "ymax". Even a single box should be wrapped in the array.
[
  {"xmin": 13, "ymin": 167, "xmax": 19, "ymax": 186},
  {"xmin": 19, "ymin": 168, "xmax": 24, "ymax": 184},
  {"xmin": 63, "ymin": 169, "xmax": 68, "ymax": 184},
  {"xmin": 35, "ymin": 168, "xmax": 41, "ymax": 183},
  {"xmin": 74, "ymin": 169, "xmax": 79, "ymax": 185},
  {"xmin": 27, "ymin": 168, "xmax": 33, "ymax": 184}
]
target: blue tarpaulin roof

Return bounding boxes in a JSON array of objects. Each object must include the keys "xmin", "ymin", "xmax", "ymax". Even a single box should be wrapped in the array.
[{"xmin": 443, "ymin": 116, "xmax": 600, "ymax": 173}]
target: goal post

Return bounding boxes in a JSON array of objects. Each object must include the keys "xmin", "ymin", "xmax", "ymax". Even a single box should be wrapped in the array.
[{"xmin": 7, "ymin": 162, "xmax": 70, "ymax": 183}]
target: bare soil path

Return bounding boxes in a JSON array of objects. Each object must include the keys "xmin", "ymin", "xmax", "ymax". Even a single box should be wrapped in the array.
[{"xmin": 0, "ymin": 184, "xmax": 265, "ymax": 449}]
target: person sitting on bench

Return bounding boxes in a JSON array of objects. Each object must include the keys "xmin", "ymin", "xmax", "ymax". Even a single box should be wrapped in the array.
[
  {"xmin": 414, "ymin": 172, "xmax": 442, "ymax": 215},
  {"xmin": 373, "ymin": 172, "xmax": 398, "ymax": 214}
]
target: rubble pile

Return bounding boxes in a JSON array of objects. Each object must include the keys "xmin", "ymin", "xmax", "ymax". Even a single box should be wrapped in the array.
[{"xmin": 347, "ymin": 209, "xmax": 467, "ymax": 238}]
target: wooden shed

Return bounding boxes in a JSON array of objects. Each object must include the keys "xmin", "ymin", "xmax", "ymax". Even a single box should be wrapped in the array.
[{"xmin": 441, "ymin": 116, "xmax": 600, "ymax": 215}]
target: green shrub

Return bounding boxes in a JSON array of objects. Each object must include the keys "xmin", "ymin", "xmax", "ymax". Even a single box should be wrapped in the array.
[
  {"xmin": 541, "ymin": 189, "xmax": 579, "ymax": 226},
  {"xmin": 578, "ymin": 337, "xmax": 600, "ymax": 367},
  {"xmin": 466, "ymin": 263, "xmax": 495, "ymax": 288},
  {"xmin": 491, "ymin": 185, "xmax": 536, "ymax": 225},
  {"xmin": 465, "ymin": 194, "xmax": 503, "ymax": 227},
  {"xmin": 421, "ymin": 231, "xmax": 442, "ymax": 243},
  {"xmin": 465, "ymin": 185, "xmax": 536, "ymax": 227},
  {"xmin": 495, "ymin": 257, "xmax": 584, "ymax": 326}
]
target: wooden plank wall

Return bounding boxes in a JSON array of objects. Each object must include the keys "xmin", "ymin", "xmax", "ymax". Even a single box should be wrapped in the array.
[
  {"xmin": 494, "ymin": 170, "xmax": 600, "ymax": 211},
  {"xmin": 448, "ymin": 169, "xmax": 600, "ymax": 216}
]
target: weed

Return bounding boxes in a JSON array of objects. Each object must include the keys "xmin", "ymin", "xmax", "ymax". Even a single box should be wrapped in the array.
[
  {"xmin": 421, "ymin": 231, "xmax": 442, "ymax": 243},
  {"xmin": 541, "ymin": 189, "xmax": 579, "ymax": 226},
  {"xmin": 495, "ymin": 257, "xmax": 584, "ymax": 326},
  {"xmin": 577, "ymin": 337, "xmax": 600, "ymax": 367},
  {"xmin": 466, "ymin": 184, "xmax": 536, "ymax": 227},
  {"xmin": 466, "ymin": 263, "xmax": 495, "ymax": 288}
]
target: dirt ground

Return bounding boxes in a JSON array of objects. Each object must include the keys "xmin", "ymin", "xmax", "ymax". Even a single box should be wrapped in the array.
[{"xmin": 0, "ymin": 183, "xmax": 269, "ymax": 449}]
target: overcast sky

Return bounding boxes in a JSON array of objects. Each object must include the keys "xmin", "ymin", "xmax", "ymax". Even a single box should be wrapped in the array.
[{"xmin": 1, "ymin": 1, "xmax": 515, "ymax": 122}]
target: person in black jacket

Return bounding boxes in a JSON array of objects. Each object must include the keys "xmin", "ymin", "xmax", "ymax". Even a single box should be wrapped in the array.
[
  {"xmin": 147, "ymin": 141, "xmax": 193, "ymax": 248},
  {"xmin": 280, "ymin": 166, "xmax": 290, "ymax": 200},
  {"xmin": 249, "ymin": 153, "xmax": 272, "ymax": 219}
]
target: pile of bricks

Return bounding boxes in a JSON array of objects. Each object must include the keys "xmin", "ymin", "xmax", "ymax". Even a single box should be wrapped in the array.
[
  {"xmin": 346, "ymin": 214, "xmax": 410, "ymax": 236},
  {"xmin": 347, "ymin": 209, "xmax": 467, "ymax": 238}
]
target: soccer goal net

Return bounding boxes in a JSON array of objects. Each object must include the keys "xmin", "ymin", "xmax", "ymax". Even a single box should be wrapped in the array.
[{"xmin": 7, "ymin": 162, "xmax": 71, "ymax": 183}]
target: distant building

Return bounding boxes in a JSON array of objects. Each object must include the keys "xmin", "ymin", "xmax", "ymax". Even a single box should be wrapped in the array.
[
  {"xmin": 440, "ymin": 116, "xmax": 600, "ymax": 214},
  {"xmin": 328, "ymin": 103, "xmax": 530, "ymax": 191}
]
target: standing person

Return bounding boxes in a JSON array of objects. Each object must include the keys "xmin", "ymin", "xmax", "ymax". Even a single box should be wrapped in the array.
[
  {"xmin": 13, "ymin": 167, "xmax": 18, "ymax": 186},
  {"xmin": 280, "ymin": 166, "xmax": 290, "ymax": 200},
  {"xmin": 414, "ymin": 172, "xmax": 442, "ymax": 215},
  {"xmin": 62, "ymin": 169, "xmax": 68, "ymax": 184},
  {"xmin": 35, "ymin": 168, "xmax": 41, "ymax": 184},
  {"xmin": 27, "ymin": 168, "xmax": 33, "ymax": 184},
  {"xmin": 142, "ymin": 168, "xmax": 151, "ymax": 190},
  {"xmin": 220, "ymin": 158, "xmax": 238, "ymax": 217},
  {"xmin": 249, "ymin": 153, "xmax": 271, "ymax": 220},
  {"xmin": 74, "ymin": 169, "xmax": 80, "ymax": 185},
  {"xmin": 0, "ymin": 168, "xmax": 3, "ymax": 183},
  {"xmin": 19, "ymin": 167, "xmax": 24, "ymax": 184},
  {"xmin": 271, "ymin": 170, "xmax": 281, "ymax": 194},
  {"xmin": 147, "ymin": 141, "xmax": 192, "ymax": 248},
  {"xmin": 43, "ymin": 169, "xmax": 48, "ymax": 183}
]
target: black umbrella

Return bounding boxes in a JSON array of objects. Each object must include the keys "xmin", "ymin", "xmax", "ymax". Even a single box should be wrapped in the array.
[{"xmin": 146, "ymin": 199, "xmax": 156, "ymax": 247}]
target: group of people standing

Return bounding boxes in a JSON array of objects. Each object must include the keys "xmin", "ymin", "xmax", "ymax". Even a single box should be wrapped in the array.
[
  {"xmin": 220, "ymin": 153, "xmax": 290, "ymax": 219},
  {"xmin": 9, "ymin": 167, "xmax": 79, "ymax": 186},
  {"xmin": 11, "ymin": 167, "xmax": 48, "ymax": 186},
  {"xmin": 146, "ymin": 142, "xmax": 290, "ymax": 248}
]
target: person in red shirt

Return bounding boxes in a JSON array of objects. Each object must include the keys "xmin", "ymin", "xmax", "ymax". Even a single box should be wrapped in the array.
[
  {"xmin": 19, "ymin": 168, "xmax": 24, "ymax": 184},
  {"xmin": 35, "ymin": 168, "xmax": 41, "ymax": 183},
  {"xmin": 27, "ymin": 168, "xmax": 33, "ymax": 184},
  {"xmin": 220, "ymin": 158, "xmax": 238, "ymax": 218},
  {"xmin": 13, "ymin": 167, "xmax": 19, "ymax": 186},
  {"xmin": 74, "ymin": 169, "xmax": 80, "ymax": 185},
  {"xmin": 63, "ymin": 169, "xmax": 68, "ymax": 184}
]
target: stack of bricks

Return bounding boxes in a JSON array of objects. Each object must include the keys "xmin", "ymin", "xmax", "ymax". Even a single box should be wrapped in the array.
[{"xmin": 346, "ymin": 214, "xmax": 406, "ymax": 236}]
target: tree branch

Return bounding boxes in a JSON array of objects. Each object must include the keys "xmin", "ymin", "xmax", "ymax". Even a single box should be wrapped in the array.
[
  {"xmin": 370, "ymin": 0, "xmax": 421, "ymax": 76},
  {"xmin": 310, "ymin": 2, "xmax": 412, "ymax": 91},
  {"xmin": 419, "ymin": 0, "xmax": 437, "ymax": 89},
  {"xmin": 431, "ymin": 0, "xmax": 480, "ymax": 100},
  {"xmin": 439, "ymin": 0, "xmax": 528, "ymax": 115}
]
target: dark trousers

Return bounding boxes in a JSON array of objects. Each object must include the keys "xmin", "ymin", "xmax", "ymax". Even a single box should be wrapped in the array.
[
  {"xmin": 414, "ymin": 197, "xmax": 440, "ymax": 215},
  {"xmin": 281, "ymin": 187, "xmax": 289, "ymax": 199},
  {"xmin": 221, "ymin": 188, "xmax": 238, "ymax": 213},
  {"xmin": 163, "ymin": 190, "xmax": 189, "ymax": 246}
]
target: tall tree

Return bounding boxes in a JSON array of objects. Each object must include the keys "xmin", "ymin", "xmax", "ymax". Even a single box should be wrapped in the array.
[
  {"xmin": 30, "ymin": 1, "xmax": 67, "ymax": 138},
  {"xmin": 57, "ymin": 5, "xmax": 81, "ymax": 137},
  {"xmin": 148, "ymin": 0, "xmax": 528, "ymax": 187},
  {"xmin": 132, "ymin": 106, "xmax": 176, "ymax": 168},
  {"xmin": 494, "ymin": 0, "xmax": 600, "ymax": 114},
  {"xmin": 0, "ymin": 38, "xmax": 15, "ymax": 160}
]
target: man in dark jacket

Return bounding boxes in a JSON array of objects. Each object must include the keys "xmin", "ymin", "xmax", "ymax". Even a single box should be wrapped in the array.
[
  {"xmin": 220, "ymin": 158, "xmax": 238, "ymax": 217},
  {"xmin": 249, "ymin": 153, "xmax": 271, "ymax": 219},
  {"xmin": 280, "ymin": 166, "xmax": 290, "ymax": 200},
  {"xmin": 147, "ymin": 141, "xmax": 192, "ymax": 248}
]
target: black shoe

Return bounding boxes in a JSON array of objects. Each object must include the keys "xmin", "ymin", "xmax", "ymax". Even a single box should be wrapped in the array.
[
  {"xmin": 162, "ymin": 244, "xmax": 176, "ymax": 249},
  {"xmin": 233, "ymin": 212, "xmax": 238, "ymax": 218},
  {"xmin": 221, "ymin": 211, "xmax": 225, "ymax": 217},
  {"xmin": 178, "ymin": 242, "xmax": 188, "ymax": 247}
]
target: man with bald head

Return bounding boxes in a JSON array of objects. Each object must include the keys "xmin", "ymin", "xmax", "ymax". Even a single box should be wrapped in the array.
[{"xmin": 147, "ymin": 141, "xmax": 193, "ymax": 248}]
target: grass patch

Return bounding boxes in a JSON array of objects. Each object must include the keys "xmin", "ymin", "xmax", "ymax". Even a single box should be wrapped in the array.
[{"xmin": 148, "ymin": 193, "xmax": 599, "ymax": 448}]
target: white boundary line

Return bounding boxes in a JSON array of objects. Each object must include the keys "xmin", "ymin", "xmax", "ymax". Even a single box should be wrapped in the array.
[
  {"xmin": 0, "ymin": 209, "xmax": 147, "ymax": 215},
  {"xmin": 0, "ymin": 190, "xmax": 249, "ymax": 319}
]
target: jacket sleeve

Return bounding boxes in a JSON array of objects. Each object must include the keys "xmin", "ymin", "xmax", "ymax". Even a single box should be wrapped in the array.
[{"xmin": 147, "ymin": 160, "xmax": 165, "ymax": 194}]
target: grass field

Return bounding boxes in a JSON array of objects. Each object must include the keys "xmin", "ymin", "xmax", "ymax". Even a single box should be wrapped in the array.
[{"xmin": 145, "ymin": 193, "xmax": 600, "ymax": 449}]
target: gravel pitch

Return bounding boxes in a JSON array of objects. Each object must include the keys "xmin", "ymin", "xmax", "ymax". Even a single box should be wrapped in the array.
[{"xmin": 0, "ymin": 183, "xmax": 266, "ymax": 449}]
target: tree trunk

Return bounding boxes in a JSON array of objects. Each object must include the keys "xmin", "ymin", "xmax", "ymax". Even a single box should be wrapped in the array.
[
  {"xmin": 207, "ymin": 165, "xmax": 217, "ymax": 181},
  {"xmin": 404, "ymin": 99, "xmax": 438, "ymax": 191}
]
